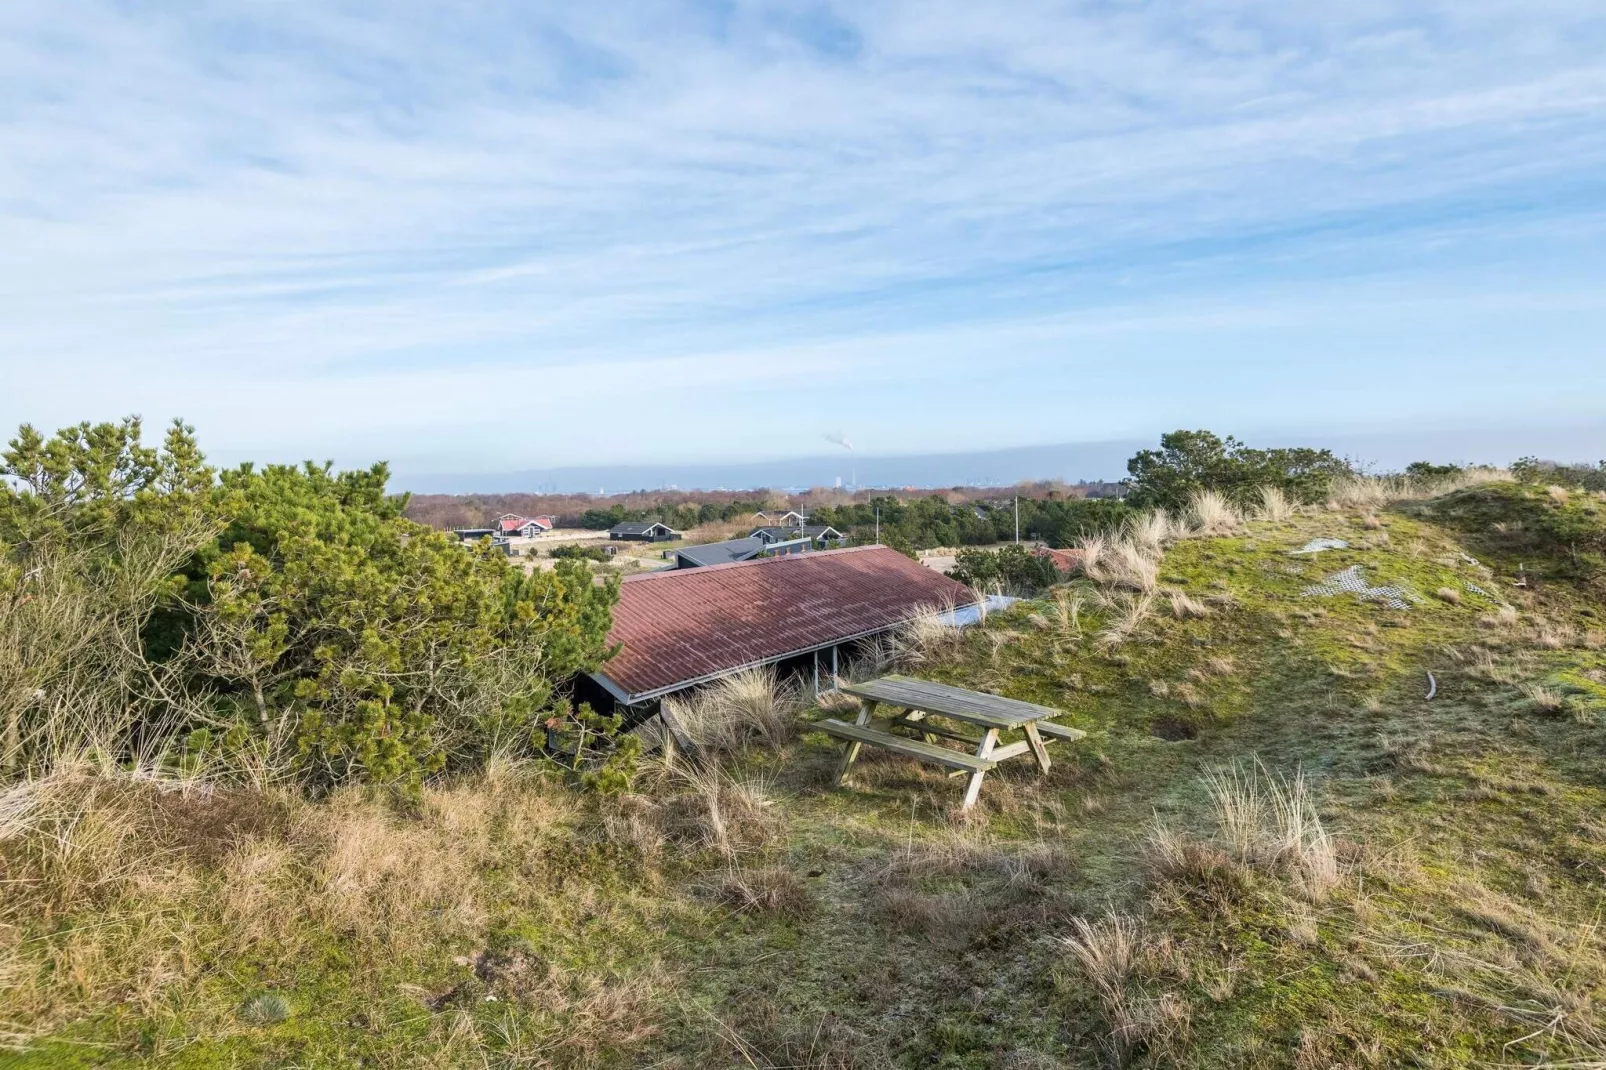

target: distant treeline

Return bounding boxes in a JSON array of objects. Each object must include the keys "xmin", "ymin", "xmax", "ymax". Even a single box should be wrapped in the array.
[
  {"xmin": 405, "ymin": 489, "xmax": 782, "ymax": 531},
  {"xmin": 572, "ymin": 500, "xmax": 769, "ymax": 531},
  {"xmin": 403, "ymin": 430, "xmax": 1591, "ymax": 548},
  {"xmin": 403, "ymin": 480, "xmax": 1124, "ymax": 532}
]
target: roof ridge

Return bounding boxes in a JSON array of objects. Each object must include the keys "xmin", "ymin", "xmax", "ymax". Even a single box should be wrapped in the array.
[{"xmin": 620, "ymin": 543, "xmax": 888, "ymax": 582}]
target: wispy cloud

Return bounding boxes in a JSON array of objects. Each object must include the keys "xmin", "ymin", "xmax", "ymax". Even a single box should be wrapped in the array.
[{"xmin": 2, "ymin": 1, "xmax": 1604, "ymax": 472}]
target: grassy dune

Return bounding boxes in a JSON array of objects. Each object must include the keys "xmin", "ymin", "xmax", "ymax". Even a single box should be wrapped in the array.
[{"xmin": 4, "ymin": 482, "xmax": 1605, "ymax": 1067}]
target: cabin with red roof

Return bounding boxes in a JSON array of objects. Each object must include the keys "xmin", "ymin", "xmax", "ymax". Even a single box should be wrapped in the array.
[
  {"xmin": 494, "ymin": 514, "xmax": 553, "ymax": 538},
  {"xmin": 576, "ymin": 545, "xmax": 979, "ymax": 716}
]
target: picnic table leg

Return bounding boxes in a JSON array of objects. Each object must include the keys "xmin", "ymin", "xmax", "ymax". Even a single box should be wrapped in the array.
[
  {"xmin": 961, "ymin": 728, "xmax": 999, "ymax": 810},
  {"xmin": 836, "ymin": 699, "xmax": 879, "ymax": 785},
  {"xmin": 1023, "ymin": 722, "xmax": 1052, "ymax": 774},
  {"xmin": 903, "ymin": 709, "xmax": 937, "ymax": 744}
]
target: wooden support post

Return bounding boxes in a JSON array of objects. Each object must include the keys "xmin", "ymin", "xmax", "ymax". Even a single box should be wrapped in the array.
[
  {"xmin": 836, "ymin": 698, "xmax": 878, "ymax": 785},
  {"xmin": 1023, "ymin": 722, "xmax": 1052, "ymax": 774},
  {"xmin": 657, "ymin": 704, "xmax": 697, "ymax": 767},
  {"xmin": 961, "ymin": 727, "xmax": 999, "ymax": 809}
]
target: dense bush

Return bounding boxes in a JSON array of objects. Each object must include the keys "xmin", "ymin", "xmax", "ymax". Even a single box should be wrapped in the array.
[
  {"xmin": 1, "ymin": 418, "xmax": 620, "ymax": 788},
  {"xmin": 945, "ymin": 544, "xmax": 1062, "ymax": 595},
  {"xmin": 1512, "ymin": 456, "xmax": 1606, "ymax": 492},
  {"xmin": 549, "ymin": 543, "xmax": 610, "ymax": 562},
  {"xmin": 1404, "ymin": 460, "xmax": 1465, "ymax": 481},
  {"xmin": 1125, "ymin": 430, "xmax": 1353, "ymax": 509}
]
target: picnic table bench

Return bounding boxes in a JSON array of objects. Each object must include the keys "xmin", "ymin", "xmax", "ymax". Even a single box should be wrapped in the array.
[{"xmin": 817, "ymin": 674, "xmax": 1086, "ymax": 809}]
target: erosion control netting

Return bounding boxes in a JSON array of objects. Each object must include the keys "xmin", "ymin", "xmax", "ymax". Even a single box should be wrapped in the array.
[
  {"xmin": 1290, "ymin": 538, "xmax": 1349, "ymax": 555},
  {"xmin": 1302, "ymin": 565, "xmax": 1422, "ymax": 611}
]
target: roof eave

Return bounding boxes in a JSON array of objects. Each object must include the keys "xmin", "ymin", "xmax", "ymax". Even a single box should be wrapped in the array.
[{"xmin": 593, "ymin": 601, "xmax": 979, "ymax": 706}]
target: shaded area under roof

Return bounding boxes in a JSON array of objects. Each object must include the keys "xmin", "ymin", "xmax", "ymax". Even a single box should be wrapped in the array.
[{"xmin": 594, "ymin": 545, "xmax": 978, "ymax": 703}]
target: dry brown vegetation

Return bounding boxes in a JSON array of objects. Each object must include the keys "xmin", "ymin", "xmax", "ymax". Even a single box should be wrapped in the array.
[{"xmin": 662, "ymin": 666, "xmax": 803, "ymax": 753}]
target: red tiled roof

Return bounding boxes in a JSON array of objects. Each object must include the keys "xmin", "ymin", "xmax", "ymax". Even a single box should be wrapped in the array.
[
  {"xmin": 1033, "ymin": 547, "xmax": 1086, "ymax": 573},
  {"xmin": 497, "ymin": 515, "xmax": 544, "ymax": 534},
  {"xmin": 596, "ymin": 546, "xmax": 978, "ymax": 702}
]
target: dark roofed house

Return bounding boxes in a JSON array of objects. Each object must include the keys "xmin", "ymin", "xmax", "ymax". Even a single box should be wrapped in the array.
[
  {"xmin": 750, "ymin": 524, "xmax": 845, "ymax": 549},
  {"xmin": 587, "ymin": 545, "xmax": 978, "ymax": 709},
  {"xmin": 750, "ymin": 509, "xmax": 809, "ymax": 525},
  {"xmin": 674, "ymin": 537, "xmax": 766, "ymax": 569},
  {"xmin": 609, "ymin": 521, "xmax": 681, "ymax": 542}
]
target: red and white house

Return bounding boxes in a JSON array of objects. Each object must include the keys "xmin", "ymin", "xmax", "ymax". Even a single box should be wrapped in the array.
[{"xmin": 495, "ymin": 514, "xmax": 555, "ymax": 538}]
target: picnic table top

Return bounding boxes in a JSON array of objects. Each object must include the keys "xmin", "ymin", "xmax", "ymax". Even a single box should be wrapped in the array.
[{"xmin": 838, "ymin": 674, "xmax": 1065, "ymax": 729}]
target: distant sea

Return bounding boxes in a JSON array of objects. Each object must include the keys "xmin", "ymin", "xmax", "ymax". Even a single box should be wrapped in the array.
[{"xmin": 392, "ymin": 423, "xmax": 1604, "ymax": 496}]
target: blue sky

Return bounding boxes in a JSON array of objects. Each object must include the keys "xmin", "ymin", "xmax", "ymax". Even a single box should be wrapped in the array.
[{"xmin": 2, "ymin": 1, "xmax": 1604, "ymax": 479}]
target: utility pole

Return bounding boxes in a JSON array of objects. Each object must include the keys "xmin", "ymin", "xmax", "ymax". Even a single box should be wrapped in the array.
[
  {"xmin": 1014, "ymin": 496, "xmax": 1020, "ymax": 544},
  {"xmin": 875, "ymin": 506, "xmax": 880, "ymax": 545}
]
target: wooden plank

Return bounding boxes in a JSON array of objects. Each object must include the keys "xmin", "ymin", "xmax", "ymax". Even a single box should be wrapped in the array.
[
  {"xmin": 835, "ymin": 698, "xmax": 879, "ymax": 784},
  {"xmin": 889, "ymin": 715, "xmax": 982, "ymax": 747},
  {"xmin": 961, "ymin": 728, "xmax": 1000, "ymax": 809},
  {"xmin": 657, "ymin": 704, "xmax": 698, "ymax": 766},
  {"xmin": 840, "ymin": 675, "xmax": 1064, "ymax": 728},
  {"xmin": 1034, "ymin": 720, "xmax": 1087, "ymax": 742},
  {"xmin": 1023, "ymin": 722, "xmax": 1051, "ymax": 773},
  {"xmin": 818, "ymin": 720, "xmax": 995, "ymax": 772},
  {"xmin": 989, "ymin": 740, "xmax": 1032, "ymax": 762}
]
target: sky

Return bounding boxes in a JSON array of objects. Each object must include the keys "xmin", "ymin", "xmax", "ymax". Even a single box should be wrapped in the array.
[{"xmin": 2, "ymin": 2, "xmax": 1604, "ymax": 485}]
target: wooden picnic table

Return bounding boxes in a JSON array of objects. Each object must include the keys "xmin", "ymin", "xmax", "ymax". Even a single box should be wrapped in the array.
[{"xmin": 818, "ymin": 674, "xmax": 1085, "ymax": 809}]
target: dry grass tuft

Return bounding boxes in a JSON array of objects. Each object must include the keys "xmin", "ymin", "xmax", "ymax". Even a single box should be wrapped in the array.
[
  {"xmin": 1518, "ymin": 683, "xmax": 1568, "ymax": 715},
  {"xmin": 1256, "ymin": 486, "xmax": 1295, "ymax": 522},
  {"xmin": 1062, "ymin": 911, "xmax": 1142, "ymax": 1002},
  {"xmin": 1479, "ymin": 605, "xmax": 1520, "ymax": 629},
  {"xmin": 1060, "ymin": 911, "xmax": 1190, "ymax": 1061},
  {"xmin": 1535, "ymin": 626, "xmax": 1575, "ymax": 650},
  {"xmin": 1166, "ymin": 590, "xmax": 1210, "ymax": 620},
  {"xmin": 1148, "ymin": 760, "xmax": 1338, "ymax": 901},
  {"xmin": 663, "ymin": 667, "xmax": 802, "ymax": 753},
  {"xmin": 814, "ymin": 688, "xmax": 862, "ymax": 716},
  {"xmin": 1125, "ymin": 510, "xmax": 1181, "ymax": 556},
  {"xmin": 718, "ymin": 866, "xmax": 813, "ymax": 918},
  {"xmin": 661, "ymin": 764, "xmax": 785, "ymax": 856},
  {"xmin": 1434, "ymin": 586, "xmax": 1463, "ymax": 605},
  {"xmin": 1047, "ymin": 590, "xmax": 1085, "ymax": 641},
  {"xmin": 1086, "ymin": 538, "xmax": 1160, "ymax": 593},
  {"xmin": 1187, "ymin": 490, "xmax": 1242, "ymax": 537},
  {"xmin": 1095, "ymin": 591, "xmax": 1156, "ymax": 650},
  {"xmin": 1144, "ymin": 822, "xmax": 1252, "ymax": 902},
  {"xmin": 885, "ymin": 604, "xmax": 967, "ymax": 667}
]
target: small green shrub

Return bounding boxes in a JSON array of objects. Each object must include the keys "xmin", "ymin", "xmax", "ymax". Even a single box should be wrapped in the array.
[{"xmin": 239, "ymin": 992, "xmax": 291, "ymax": 1024}]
